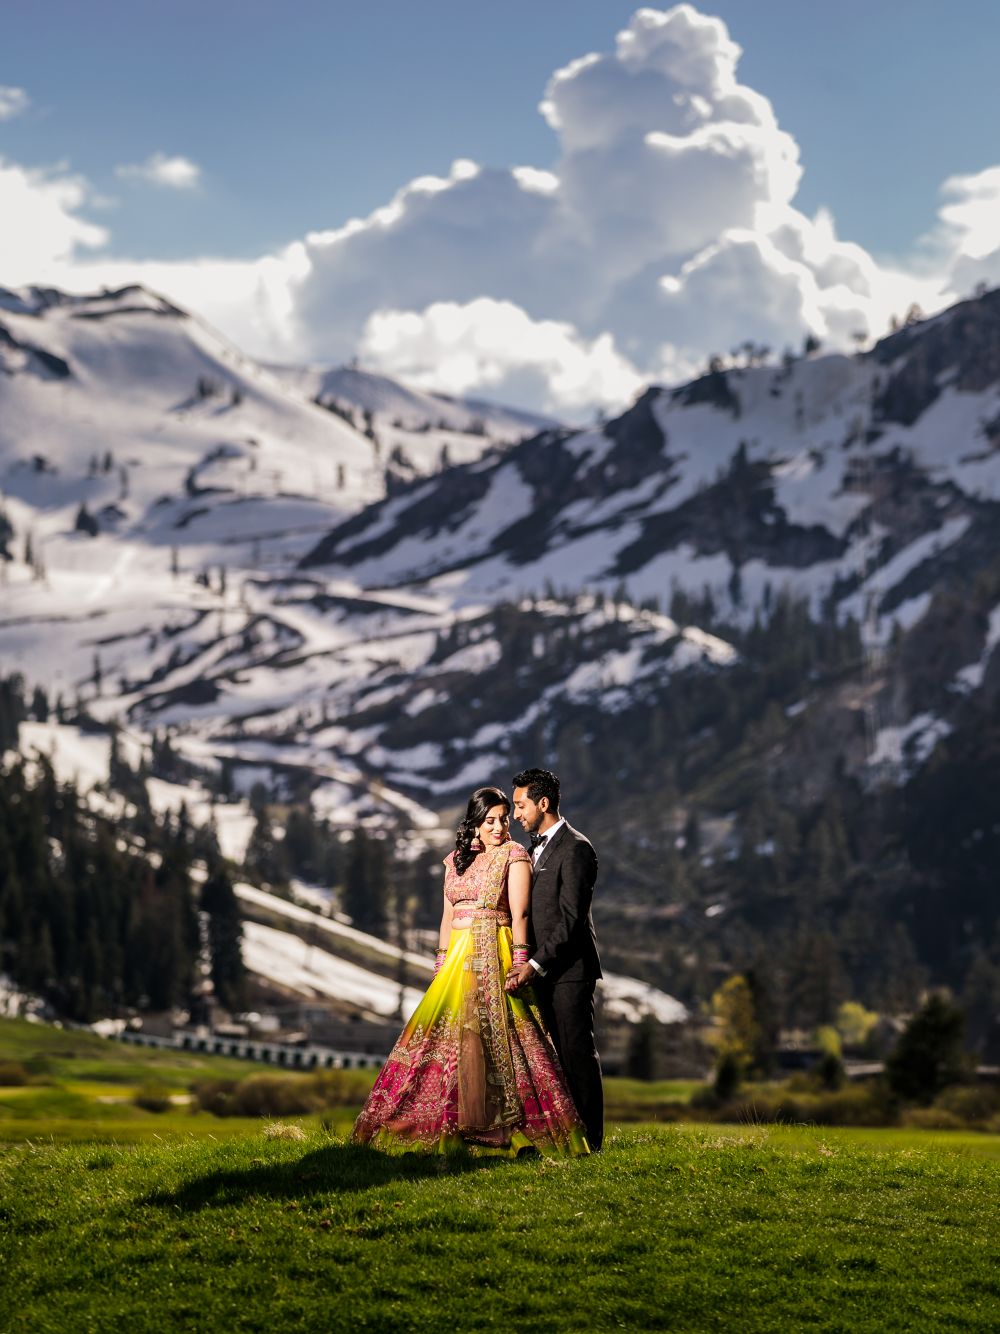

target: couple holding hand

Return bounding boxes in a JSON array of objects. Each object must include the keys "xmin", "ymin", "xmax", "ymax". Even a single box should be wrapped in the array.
[{"xmin": 352, "ymin": 768, "xmax": 603, "ymax": 1156}]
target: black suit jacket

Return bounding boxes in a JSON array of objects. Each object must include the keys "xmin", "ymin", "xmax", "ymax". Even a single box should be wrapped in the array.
[{"xmin": 528, "ymin": 822, "xmax": 601, "ymax": 985}]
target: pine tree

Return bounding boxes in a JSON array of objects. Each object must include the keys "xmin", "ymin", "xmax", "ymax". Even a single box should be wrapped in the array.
[
  {"xmin": 344, "ymin": 829, "xmax": 387, "ymax": 934},
  {"xmin": 886, "ymin": 993, "xmax": 967, "ymax": 1103},
  {"xmin": 75, "ymin": 504, "xmax": 99, "ymax": 537},
  {"xmin": 201, "ymin": 863, "xmax": 246, "ymax": 1010},
  {"xmin": 30, "ymin": 685, "xmax": 49, "ymax": 723},
  {"xmin": 0, "ymin": 674, "xmax": 25, "ymax": 751},
  {"xmin": 244, "ymin": 806, "xmax": 289, "ymax": 889}
]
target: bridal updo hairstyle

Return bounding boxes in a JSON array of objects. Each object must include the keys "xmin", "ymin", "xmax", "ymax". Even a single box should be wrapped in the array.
[{"xmin": 454, "ymin": 785, "xmax": 510, "ymax": 875}]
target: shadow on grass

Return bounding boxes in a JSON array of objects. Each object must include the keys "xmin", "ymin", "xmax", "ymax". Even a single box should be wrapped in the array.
[{"xmin": 141, "ymin": 1141, "xmax": 510, "ymax": 1213}]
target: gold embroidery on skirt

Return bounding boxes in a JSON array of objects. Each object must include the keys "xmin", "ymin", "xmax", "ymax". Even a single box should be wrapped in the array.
[{"xmin": 457, "ymin": 911, "xmax": 519, "ymax": 1133}]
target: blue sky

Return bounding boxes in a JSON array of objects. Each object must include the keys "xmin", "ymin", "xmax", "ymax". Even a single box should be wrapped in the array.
[
  {"xmin": 3, "ymin": 2, "xmax": 1000, "ymax": 414},
  {"xmin": 4, "ymin": 0, "xmax": 999, "ymax": 261}
]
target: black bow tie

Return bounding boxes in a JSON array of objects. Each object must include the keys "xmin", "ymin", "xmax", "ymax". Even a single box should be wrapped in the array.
[{"xmin": 530, "ymin": 832, "xmax": 547, "ymax": 851}]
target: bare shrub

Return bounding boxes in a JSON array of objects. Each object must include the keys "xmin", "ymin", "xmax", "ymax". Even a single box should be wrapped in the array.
[{"xmin": 263, "ymin": 1122, "xmax": 306, "ymax": 1141}]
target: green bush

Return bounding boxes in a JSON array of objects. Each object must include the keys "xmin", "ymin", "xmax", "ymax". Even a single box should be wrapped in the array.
[
  {"xmin": 0, "ymin": 1060, "xmax": 29, "ymax": 1086},
  {"xmin": 132, "ymin": 1081, "xmax": 173, "ymax": 1113},
  {"xmin": 191, "ymin": 1070, "xmax": 373, "ymax": 1118},
  {"xmin": 719, "ymin": 1082, "xmax": 896, "ymax": 1127},
  {"xmin": 816, "ymin": 1051, "xmax": 846, "ymax": 1091},
  {"xmin": 713, "ymin": 1051, "xmax": 743, "ymax": 1101},
  {"xmin": 932, "ymin": 1083, "xmax": 1000, "ymax": 1126},
  {"xmin": 901, "ymin": 1107, "xmax": 966, "ymax": 1131}
]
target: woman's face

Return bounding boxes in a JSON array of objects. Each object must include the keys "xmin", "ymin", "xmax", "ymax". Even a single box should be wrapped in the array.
[{"xmin": 477, "ymin": 803, "xmax": 510, "ymax": 847}]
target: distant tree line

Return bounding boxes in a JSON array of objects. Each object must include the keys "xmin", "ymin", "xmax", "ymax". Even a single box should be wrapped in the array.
[
  {"xmin": 0, "ymin": 692, "xmax": 245, "ymax": 1020},
  {"xmin": 243, "ymin": 781, "xmax": 443, "ymax": 940}
]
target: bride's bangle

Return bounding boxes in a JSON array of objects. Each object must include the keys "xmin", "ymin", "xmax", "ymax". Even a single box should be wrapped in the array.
[{"xmin": 434, "ymin": 948, "xmax": 447, "ymax": 975}]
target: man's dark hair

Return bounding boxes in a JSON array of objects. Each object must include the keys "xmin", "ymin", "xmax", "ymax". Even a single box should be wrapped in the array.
[{"xmin": 512, "ymin": 768, "xmax": 560, "ymax": 814}]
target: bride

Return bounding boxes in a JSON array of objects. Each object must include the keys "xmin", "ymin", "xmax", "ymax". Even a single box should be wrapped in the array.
[{"xmin": 351, "ymin": 786, "xmax": 589, "ymax": 1156}]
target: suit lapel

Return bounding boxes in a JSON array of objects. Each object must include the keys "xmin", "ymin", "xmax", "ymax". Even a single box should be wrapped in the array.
[{"xmin": 533, "ymin": 822, "xmax": 570, "ymax": 875}]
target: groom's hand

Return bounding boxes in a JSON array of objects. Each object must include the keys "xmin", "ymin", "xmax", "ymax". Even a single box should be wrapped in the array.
[{"xmin": 505, "ymin": 963, "xmax": 535, "ymax": 992}]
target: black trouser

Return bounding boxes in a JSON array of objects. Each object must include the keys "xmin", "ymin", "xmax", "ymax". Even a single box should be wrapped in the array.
[{"xmin": 537, "ymin": 978, "xmax": 604, "ymax": 1151}]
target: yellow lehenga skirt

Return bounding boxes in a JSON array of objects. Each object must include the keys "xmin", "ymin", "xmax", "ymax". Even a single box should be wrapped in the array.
[{"xmin": 351, "ymin": 920, "xmax": 589, "ymax": 1157}]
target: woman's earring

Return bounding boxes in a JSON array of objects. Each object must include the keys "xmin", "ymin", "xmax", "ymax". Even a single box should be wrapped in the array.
[{"xmin": 470, "ymin": 835, "xmax": 483, "ymax": 851}]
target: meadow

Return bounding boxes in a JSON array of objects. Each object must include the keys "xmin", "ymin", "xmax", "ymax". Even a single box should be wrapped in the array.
[
  {"xmin": 2, "ymin": 1020, "xmax": 998, "ymax": 1332},
  {"xmin": 2, "ymin": 1123, "xmax": 999, "ymax": 1333}
]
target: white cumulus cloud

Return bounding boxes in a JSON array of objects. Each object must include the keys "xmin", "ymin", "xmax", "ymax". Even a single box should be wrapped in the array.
[
  {"xmin": 116, "ymin": 152, "xmax": 201, "ymax": 189},
  {"xmin": 2, "ymin": 5, "xmax": 1000, "ymax": 417},
  {"xmin": 0, "ymin": 86, "xmax": 29, "ymax": 120},
  {"xmin": 360, "ymin": 297, "xmax": 644, "ymax": 416},
  {"xmin": 0, "ymin": 156, "xmax": 108, "ymax": 283},
  {"xmin": 287, "ymin": 1, "xmax": 891, "ymax": 406}
]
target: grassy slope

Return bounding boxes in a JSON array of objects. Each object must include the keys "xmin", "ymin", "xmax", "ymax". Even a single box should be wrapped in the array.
[
  {"xmin": 1, "ymin": 1125, "xmax": 998, "ymax": 1333},
  {"xmin": 0, "ymin": 1018, "xmax": 283, "ymax": 1142},
  {"xmin": 0, "ymin": 1018, "xmax": 265, "ymax": 1081}
]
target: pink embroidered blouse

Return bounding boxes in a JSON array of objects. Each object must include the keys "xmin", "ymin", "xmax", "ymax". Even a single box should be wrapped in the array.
[{"xmin": 443, "ymin": 839, "xmax": 530, "ymax": 926}]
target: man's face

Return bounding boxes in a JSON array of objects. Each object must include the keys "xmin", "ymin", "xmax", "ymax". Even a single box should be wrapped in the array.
[{"xmin": 512, "ymin": 785, "xmax": 547, "ymax": 834}]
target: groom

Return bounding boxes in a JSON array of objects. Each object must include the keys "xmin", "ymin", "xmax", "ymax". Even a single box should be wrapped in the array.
[{"xmin": 505, "ymin": 767, "xmax": 604, "ymax": 1151}]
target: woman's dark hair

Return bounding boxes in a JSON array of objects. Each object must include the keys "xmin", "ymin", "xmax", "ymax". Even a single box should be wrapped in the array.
[
  {"xmin": 512, "ymin": 767, "xmax": 560, "ymax": 814},
  {"xmin": 454, "ymin": 786, "xmax": 510, "ymax": 875}
]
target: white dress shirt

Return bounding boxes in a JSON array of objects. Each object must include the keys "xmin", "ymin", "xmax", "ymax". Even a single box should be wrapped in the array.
[
  {"xmin": 528, "ymin": 817, "xmax": 565, "ymax": 974},
  {"xmin": 531, "ymin": 816, "xmax": 565, "ymax": 864}
]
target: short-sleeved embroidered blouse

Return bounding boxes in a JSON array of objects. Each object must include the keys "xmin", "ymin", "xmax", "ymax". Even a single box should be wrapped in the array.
[{"xmin": 443, "ymin": 839, "xmax": 530, "ymax": 913}]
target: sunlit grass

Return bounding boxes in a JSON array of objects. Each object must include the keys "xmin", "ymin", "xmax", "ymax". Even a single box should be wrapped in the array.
[{"xmin": 1, "ymin": 1125, "xmax": 997, "ymax": 1332}]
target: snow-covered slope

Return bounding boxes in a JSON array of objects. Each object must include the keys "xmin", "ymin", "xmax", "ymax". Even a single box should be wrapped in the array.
[
  {"xmin": 265, "ymin": 362, "xmax": 554, "ymax": 484},
  {"xmin": 300, "ymin": 309, "xmax": 1000, "ymax": 632},
  {"xmin": 266, "ymin": 362, "xmax": 552, "ymax": 439},
  {"xmin": 236, "ymin": 879, "xmax": 688, "ymax": 1026},
  {"xmin": 0, "ymin": 284, "xmax": 387, "ymax": 536},
  {"xmin": 292, "ymin": 291, "xmax": 1000, "ymax": 782},
  {"xmin": 0, "ymin": 284, "xmax": 548, "ymax": 824}
]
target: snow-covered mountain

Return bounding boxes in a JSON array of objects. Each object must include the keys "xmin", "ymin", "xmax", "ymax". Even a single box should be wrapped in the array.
[
  {"xmin": 0, "ymin": 284, "xmax": 390, "ymax": 528},
  {"xmin": 0, "ymin": 283, "xmax": 547, "ymax": 827},
  {"xmin": 298, "ymin": 290, "xmax": 1000, "ymax": 779},
  {"xmin": 0, "ymin": 284, "xmax": 531, "ymax": 567},
  {"xmin": 266, "ymin": 360, "xmax": 554, "ymax": 479},
  {"xmin": 5, "ymin": 285, "xmax": 1000, "ymax": 819},
  {"xmin": 6, "ymin": 283, "xmax": 1000, "ymax": 1019},
  {"xmin": 301, "ymin": 302, "xmax": 999, "ymax": 631}
]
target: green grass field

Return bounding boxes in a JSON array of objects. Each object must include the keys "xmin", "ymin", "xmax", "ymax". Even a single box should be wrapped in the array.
[
  {"xmin": 2, "ymin": 1019, "xmax": 998, "ymax": 1332},
  {"xmin": 2, "ymin": 1124, "xmax": 998, "ymax": 1333}
]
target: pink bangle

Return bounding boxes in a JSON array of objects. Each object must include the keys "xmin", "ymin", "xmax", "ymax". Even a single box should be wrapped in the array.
[{"xmin": 512, "ymin": 948, "xmax": 530, "ymax": 967}]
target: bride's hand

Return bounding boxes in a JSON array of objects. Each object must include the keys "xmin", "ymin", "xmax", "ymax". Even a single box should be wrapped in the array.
[{"xmin": 505, "ymin": 963, "xmax": 534, "ymax": 992}]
